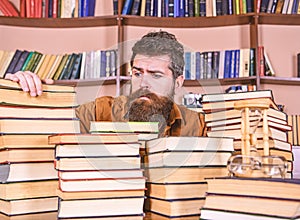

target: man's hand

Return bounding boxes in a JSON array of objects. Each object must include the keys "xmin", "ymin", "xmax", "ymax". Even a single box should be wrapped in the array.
[{"xmin": 4, "ymin": 71, "xmax": 53, "ymax": 97}]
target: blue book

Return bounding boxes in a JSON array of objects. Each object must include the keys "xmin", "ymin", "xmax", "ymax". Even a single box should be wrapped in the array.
[
  {"xmin": 100, "ymin": 50, "xmax": 107, "ymax": 78},
  {"xmin": 291, "ymin": 0, "xmax": 300, "ymax": 14},
  {"xmin": 184, "ymin": 52, "xmax": 191, "ymax": 80},
  {"xmin": 179, "ymin": 0, "xmax": 186, "ymax": 16},
  {"xmin": 174, "ymin": 0, "xmax": 180, "ymax": 17},
  {"xmin": 234, "ymin": 49, "xmax": 240, "ymax": 78},
  {"xmin": 212, "ymin": 51, "xmax": 220, "ymax": 79},
  {"xmin": 122, "ymin": 0, "xmax": 134, "ymax": 15},
  {"xmin": 199, "ymin": 0, "xmax": 206, "ymax": 16},
  {"xmin": 229, "ymin": 50, "xmax": 236, "ymax": 78},
  {"xmin": 168, "ymin": 0, "xmax": 175, "ymax": 16},
  {"xmin": 246, "ymin": 0, "xmax": 254, "ymax": 12},
  {"xmin": 88, "ymin": 0, "xmax": 96, "ymax": 16},
  {"xmin": 223, "ymin": 50, "xmax": 232, "ymax": 79},
  {"xmin": 195, "ymin": 52, "xmax": 201, "ymax": 79}
]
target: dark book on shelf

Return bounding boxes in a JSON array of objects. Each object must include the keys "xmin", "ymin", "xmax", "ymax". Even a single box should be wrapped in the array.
[
  {"xmin": 12, "ymin": 50, "xmax": 30, "ymax": 73},
  {"xmin": 122, "ymin": 0, "xmax": 134, "ymax": 14},
  {"xmin": 4, "ymin": 49, "xmax": 23, "ymax": 75}
]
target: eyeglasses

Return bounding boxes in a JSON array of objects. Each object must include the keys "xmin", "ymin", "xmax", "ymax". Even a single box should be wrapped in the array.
[{"xmin": 227, "ymin": 154, "xmax": 288, "ymax": 178}]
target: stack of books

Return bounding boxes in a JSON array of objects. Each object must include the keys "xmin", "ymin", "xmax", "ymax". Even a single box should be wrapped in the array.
[
  {"xmin": 49, "ymin": 133, "xmax": 146, "ymax": 219},
  {"xmin": 143, "ymin": 136, "xmax": 234, "ymax": 219},
  {"xmin": 0, "ymin": 79, "xmax": 80, "ymax": 219},
  {"xmin": 200, "ymin": 177, "xmax": 300, "ymax": 220},
  {"xmin": 202, "ymin": 90, "xmax": 293, "ymax": 178}
]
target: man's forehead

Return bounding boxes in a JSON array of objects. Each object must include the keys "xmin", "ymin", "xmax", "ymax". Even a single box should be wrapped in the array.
[{"xmin": 133, "ymin": 54, "xmax": 171, "ymax": 63}]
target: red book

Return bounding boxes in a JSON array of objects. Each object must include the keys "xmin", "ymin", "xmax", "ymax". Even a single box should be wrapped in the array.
[
  {"xmin": 19, "ymin": 0, "xmax": 26, "ymax": 17},
  {"xmin": 34, "ymin": 0, "xmax": 42, "ymax": 17},
  {"xmin": 0, "ymin": 0, "xmax": 12, "ymax": 16},
  {"xmin": 2, "ymin": 0, "xmax": 19, "ymax": 16},
  {"xmin": 52, "ymin": 0, "xmax": 57, "ymax": 18}
]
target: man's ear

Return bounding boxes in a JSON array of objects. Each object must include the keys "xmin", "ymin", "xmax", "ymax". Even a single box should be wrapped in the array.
[{"xmin": 175, "ymin": 75, "xmax": 184, "ymax": 88}]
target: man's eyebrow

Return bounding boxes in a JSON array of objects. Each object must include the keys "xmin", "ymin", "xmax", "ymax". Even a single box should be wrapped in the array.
[{"xmin": 132, "ymin": 66, "xmax": 165, "ymax": 74}]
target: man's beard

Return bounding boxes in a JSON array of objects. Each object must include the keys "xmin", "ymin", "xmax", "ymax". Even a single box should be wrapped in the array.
[{"xmin": 127, "ymin": 88, "xmax": 174, "ymax": 137}]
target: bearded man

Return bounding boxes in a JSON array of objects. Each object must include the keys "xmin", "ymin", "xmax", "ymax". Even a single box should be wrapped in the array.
[{"xmin": 5, "ymin": 31, "xmax": 207, "ymax": 137}]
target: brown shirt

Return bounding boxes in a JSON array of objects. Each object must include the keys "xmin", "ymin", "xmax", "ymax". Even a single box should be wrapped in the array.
[{"xmin": 75, "ymin": 96, "xmax": 207, "ymax": 137}]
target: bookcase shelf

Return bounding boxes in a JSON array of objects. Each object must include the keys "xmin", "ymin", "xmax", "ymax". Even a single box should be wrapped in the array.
[
  {"xmin": 258, "ymin": 14, "xmax": 300, "ymax": 25},
  {"xmin": 122, "ymin": 14, "xmax": 255, "ymax": 28},
  {"xmin": 0, "ymin": 15, "xmax": 118, "ymax": 27},
  {"xmin": 183, "ymin": 77, "xmax": 257, "ymax": 87},
  {"xmin": 54, "ymin": 77, "xmax": 119, "ymax": 87},
  {"xmin": 260, "ymin": 76, "xmax": 300, "ymax": 86}
]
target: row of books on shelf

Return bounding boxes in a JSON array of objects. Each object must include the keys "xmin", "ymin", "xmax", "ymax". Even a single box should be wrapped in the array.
[
  {"xmin": 183, "ymin": 48, "xmax": 273, "ymax": 80},
  {"xmin": 258, "ymin": 0, "xmax": 300, "ymax": 14},
  {"xmin": 121, "ymin": 0, "xmax": 255, "ymax": 17},
  {"xmin": 0, "ymin": 0, "xmax": 96, "ymax": 18},
  {"xmin": 1, "ymin": 47, "xmax": 268, "ymax": 81},
  {"xmin": 0, "ymin": 49, "xmax": 118, "ymax": 80}
]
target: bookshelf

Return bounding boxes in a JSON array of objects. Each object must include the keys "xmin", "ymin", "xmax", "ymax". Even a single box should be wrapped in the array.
[{"xmin": 0, "ymin": 0, "xmax": 300, "ymax": 113}]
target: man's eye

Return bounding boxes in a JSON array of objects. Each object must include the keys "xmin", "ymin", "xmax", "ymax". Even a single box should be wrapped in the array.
[
  {"xmin": 133, "ymin": 72, "xmax": 142, "ymax": 77},
  {"xmin": 152, "ymin": 73, "xmax": 163, "ymax": 79}
]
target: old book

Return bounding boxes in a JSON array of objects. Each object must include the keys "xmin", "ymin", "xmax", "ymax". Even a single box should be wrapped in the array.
[
  {"xmin": 52, "ymin": 54, "xmax": 69, "ymax": 80},
  {"xmin": 59, "ymin": 177, "xmax": 146, "ymax": 192},
  {"xmin": 0, "ymin": 105, "xmax": 76, "ymax": 119},
  {"xmin": 0, "ymin": 88, "xmax": 78, "ymax": 108},
  {"xmin": 147, "ymin": 197, "xmax": 204, "ymax": 217},
  {"xmin": 57, "ymin": 189, "xmax": 145, "ymax": 201},
  {"xmin": 207, "ymin": 126, "xmax": 288, "ymax": 142},
  {"xmin": 204, "ymin": 107, "xmax": 287, "ymax": 122},
  {"xmin": 0, "ymin": 211, "xmax": 57, "ymax": 220},
  {"xmin": 55, "ymin": 156, "xmax": 141, "ymax": 171},
  {"xmin": 58, "ymin": 197, "xmax": 144, "ymax": 218},
  {"xmin": 0, "ymin": 78, "xmax": 75, "ymax": 92},
  {"xmin": 0, "ymin": 148, "xmax": 54, "ymax": 162},
  {"xmin": 145, "ymin": 136, "xmax": 234, "ymax": 154},
  {"xmin": 0, "ymin": 197, "xmax": 58, "ymax": 216},
  {"xmin": 233, "ymin": 137, "xmax": 292, "ymax": 151},
  {"xmin": 147, "ymin": 211, "xmax": 199, "ymax": 220},
  {"xmin": 146, "ymin": 167, "xmax": 229, "ymax": 183},
  {"xmin": 0, "ymin": 162, "xmax": 58, "ymax": 182},
  {"xmin": 147, "ymin": 182, "xmax": 208, "ymax": 199},
  {"xmin": 90, "ymin": 121, "xmax": 159, "ymax": 133},
  {"xmin": 145, "ymin": 151, "xmax": 233, "ymax": 168},
  {"xmin": 205, "ymin": 177, "xmax": 300, "ymax": 200},
  {"xmin": 0, "ymin": 196, "xmax": 58, "ymax": 215},
  {"xmin": 58, "ymin": 169, "xmax": 144, "ymax": 180},
  {"xmin": 40, "ymin": 54, "xmax": 58, "ymax": 79},
  {"xmin": 200, "ymin": 208, "xmax": 293, "ymax": 220},
  {"xmin": 90, "ymin": 121, "xmax": 159, "ymax": 141},
  {"xmin": 0, "ymin": 118, "xmax": 80, "ymax": 134},
  {"xmin": 55, "ymin": 142, "xmax": 141, "ymax": 158},
  {"xmin": 0, "ymin": 134, "xmax": 55, "ymax": 149},
  {"xmin": 0, "ymin": 180, "xmax": 58, "ymax": 200},
  {"xmin": 202, "ymin": 90, "xmax": 274, "ymax": 103},
  {"xmin": 209, "ymin": 119, "xmax": 291, "ymax": 131},
  {"xmin": 49, "ymin": 133, "xmax": 139, "ymax": 144},
  {"xmin": 202, "ymin": 97, "xmax": 278, "ymax": 112},
  {"xmin": 202, "ymin": 193, "xmax": 300, "ymax": 219},
  {"xmin": 233, "ymin": 148, "xmax": 293, "ymax": 161}
]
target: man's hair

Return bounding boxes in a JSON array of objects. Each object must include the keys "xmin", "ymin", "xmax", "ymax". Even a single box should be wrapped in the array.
[{"xmin": 130, "ymin": 30, "xmax": 185, "ymax": 79}]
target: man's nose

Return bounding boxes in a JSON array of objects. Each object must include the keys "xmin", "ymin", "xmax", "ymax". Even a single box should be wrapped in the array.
[{"xmin": 140, "ymin": 74, "xmax": 152, "ymax": 89}]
